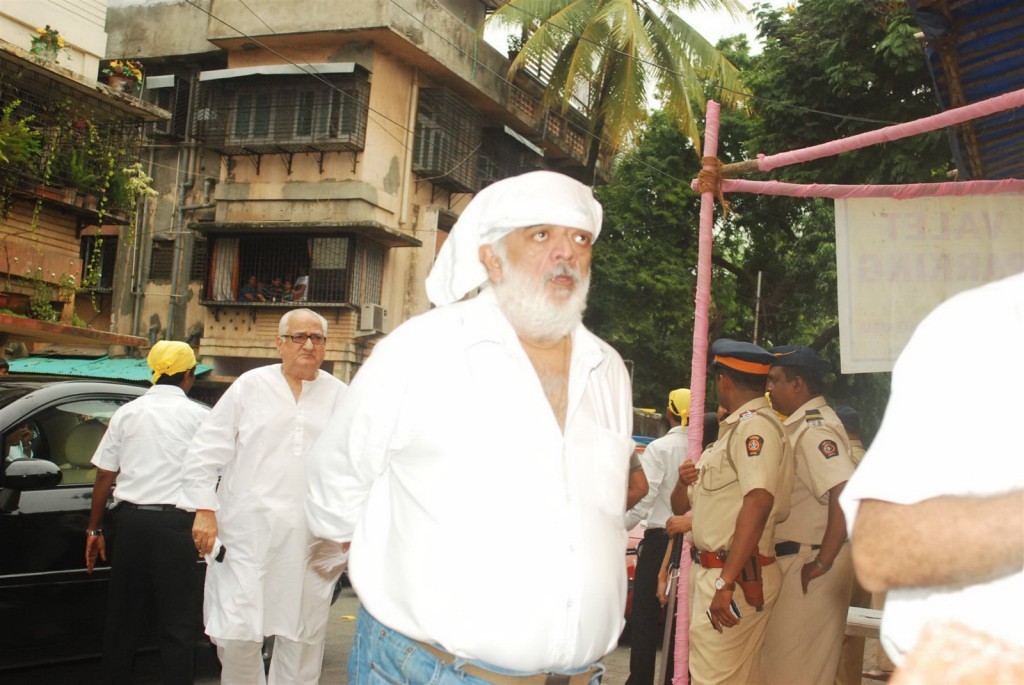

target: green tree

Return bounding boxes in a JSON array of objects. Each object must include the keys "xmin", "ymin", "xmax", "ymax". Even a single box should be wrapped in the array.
[
  {"xmin": 587, "ymin": 0, "xmax": 952, "ymax": 437},
  {"xmin": 487, "ymin": 0, "xmax": 747, "ymax": 177}
]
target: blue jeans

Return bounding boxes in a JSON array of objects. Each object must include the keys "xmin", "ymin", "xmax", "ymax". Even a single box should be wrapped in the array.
[{"xmin": 349, "ymin": 607, "xmax": 604, "ymax": 684}]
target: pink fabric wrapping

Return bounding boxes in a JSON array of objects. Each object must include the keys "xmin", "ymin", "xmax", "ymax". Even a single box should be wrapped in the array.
[
  {"xmin": 674, "ymin": 100, "xmax": 722, "ymax": 685},
  {"xmin": 688, "ymin": 177, "xmax": 1024, "ymax": 199},
  {"xmin": 757, "ymin": 88, "xmax": 1024, "ymax": 172}
]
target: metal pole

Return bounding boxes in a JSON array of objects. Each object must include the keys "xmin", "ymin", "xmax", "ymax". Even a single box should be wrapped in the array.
[{"xmin": 753, "ymin": 270, "xmax": 762, "ymax": 345}]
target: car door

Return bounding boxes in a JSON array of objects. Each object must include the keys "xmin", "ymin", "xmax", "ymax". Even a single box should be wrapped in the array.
[{"xmin": 0, "ymin": 391, "xmax": 136, "ymax": 670}]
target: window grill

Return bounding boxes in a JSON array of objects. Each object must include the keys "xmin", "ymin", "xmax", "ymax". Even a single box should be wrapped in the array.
[
  {"xmin": 478, "ymin": 128, "xmax": 543, "ymax": 190},
  {"xmin": 0, "ymin": 57, "xmax": 147, "ymax": 208},
  {"xmin": 144, "ymin": 75, "xmax": 191, "ymax": 140},
  {"xmin": 149, "ymin": 239, "xmax": 174, "ymax": 282},
  {"xmin": 203, "ymin": 233, "xmax": 384, "ymax": 307},
  {"xmin": 413, "ymin": 88, "xmax": 482, "ymax": 193},
  {"xmin": 192, "ymin": 72, "xmax": 369, "ymax": 155}
]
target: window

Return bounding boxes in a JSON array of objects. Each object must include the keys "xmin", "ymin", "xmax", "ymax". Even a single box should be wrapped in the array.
[
  {"xmin": 204, "ymin": 234, "xmax": 385, "ymax": 306},
  {"xmin": 193, "ymin": 69, "xmax": 370, "ymax": 155},
  {"xmin": 413, "ymin": 88, "xmax": 482, "ymax": 193},
  {"xmin": 2, "ymin": 397, "xmax": 130, "ymax": 486},
  {"xmin": 149, "ymin": 239, "xmax": 174, "ymax": 282},
  {"xmin": 80, "ymin": 236, "xmax": 118, "ymax": 291}
]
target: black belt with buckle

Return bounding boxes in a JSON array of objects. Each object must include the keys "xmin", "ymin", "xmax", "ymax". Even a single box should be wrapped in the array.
[
  {"xmin": 774, "ymin": 540, "xmax": 820, "ymax": 557},
  {"xmin": 119, "ymin": 502, "xmax": 181, "ymax": 513}
]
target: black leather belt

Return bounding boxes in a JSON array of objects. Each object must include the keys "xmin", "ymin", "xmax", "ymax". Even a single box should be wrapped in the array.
[
  {"xmin": 119, "ymin": 502, "xmax": 181, "ymax": 512},
  {"xmin": 774, "ymin": 540, "xmax": 820, "ymax": 557}
]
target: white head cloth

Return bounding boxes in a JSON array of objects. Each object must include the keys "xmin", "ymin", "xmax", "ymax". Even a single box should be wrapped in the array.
[{"xmin": 425, "ymin": 170, "xmax": 603, "ymax": 307}]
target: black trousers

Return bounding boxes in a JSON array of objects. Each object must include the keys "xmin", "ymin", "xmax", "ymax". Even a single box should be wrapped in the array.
[
  {"xmin": 102, "ymin": 506, "xmax": 200, "ymax": 685},
  {"xmin": 626, "ymin": 528, "xmax": 673, "ymax": 685}
]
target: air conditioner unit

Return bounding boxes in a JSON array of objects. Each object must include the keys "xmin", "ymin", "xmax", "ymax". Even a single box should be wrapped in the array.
[{"xmin": 358, "ymin": 304, "xmax": 388, "ymax": 334}]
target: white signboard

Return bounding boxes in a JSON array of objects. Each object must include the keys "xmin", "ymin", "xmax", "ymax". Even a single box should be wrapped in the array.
[{"xmin": 835, "ymin": 195, "xmax": 1024, "ymax": 373}]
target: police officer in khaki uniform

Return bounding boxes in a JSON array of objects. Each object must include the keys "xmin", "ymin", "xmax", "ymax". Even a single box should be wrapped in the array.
[
  {"xmin": 672, "ymin": 339, "xmax": 793, "ymax": 685},
  {"xmin": 760, "ymin": 346, "xmax": 856, "ymax": 684}
]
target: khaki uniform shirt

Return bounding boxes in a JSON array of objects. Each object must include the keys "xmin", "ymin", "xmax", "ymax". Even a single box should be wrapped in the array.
[
  {"xmin": 690, "ymin": 396, "xmax": 793, "ymax": 558},
  {"xmin": 774, "ymin": 396, "xmax": 855, "ymax": 545},
  {"xmin": 849, "ymin": 438, "xmax": 866, "ymax": 467}
]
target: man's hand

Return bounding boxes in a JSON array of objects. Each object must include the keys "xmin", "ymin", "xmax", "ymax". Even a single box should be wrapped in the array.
[
  {"xmin": 309, "ymin": 538, "xmax": 350, "ymax": 581},
  {"xmin": 665, "ymin": 514, "xmax": 692, "ymax": 537},
  {"xmin": 708, "ymin": 587, "xmax": 740, "ymax": 633},
  {"xmin": 678, "ymin": 460, "xmax": 698, "ymax": 486},
  {"xmin": 800, "ymin": 560, "xmax": 828, "ymax": 594},
  {"xmin": 85, "ymin": 534, "xmax": 106, "ymax": 573},
  {"xmin": 192, "ymin": 509, "xmax": 218, "ymax": 556}
]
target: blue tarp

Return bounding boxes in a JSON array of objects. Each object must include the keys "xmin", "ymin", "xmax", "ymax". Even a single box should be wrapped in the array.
[{"xmin": 909, "ymin": 0, "xmax": 1024, "ymax": 180}]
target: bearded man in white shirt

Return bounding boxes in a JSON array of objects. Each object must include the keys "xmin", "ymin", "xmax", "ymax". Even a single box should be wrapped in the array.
[
  {"xmin": 181, "ymin": 308, "xmax": 347, "ymax": 685},
  {"xmin": 306, "ymin": 171, "xmax": 634, "ymax": 683}
]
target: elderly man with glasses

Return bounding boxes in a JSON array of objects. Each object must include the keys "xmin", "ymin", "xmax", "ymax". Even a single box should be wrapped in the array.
[{"xmin": 180, "ymin": 308, "xmax": 347, "ymax": 685}]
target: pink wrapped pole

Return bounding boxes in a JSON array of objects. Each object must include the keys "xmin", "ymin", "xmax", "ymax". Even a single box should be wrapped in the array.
[{"xmin": 673, "ymin": 100, "xmax": 722, "ymax": 684}]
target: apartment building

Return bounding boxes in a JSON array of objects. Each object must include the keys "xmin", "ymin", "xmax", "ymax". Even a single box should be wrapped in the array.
[{"xmin": 107, "ymin": 0, "xmax": 593, "ymax": 380}]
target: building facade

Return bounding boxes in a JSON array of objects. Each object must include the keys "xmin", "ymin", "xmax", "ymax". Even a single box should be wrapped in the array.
[
  {"xmin": 107, "ymin": 0, "xmax": 593, "ymax": 381},
  {"xmin": 0, "ymin": 0, "xmax": 163, "ymax": 351}
]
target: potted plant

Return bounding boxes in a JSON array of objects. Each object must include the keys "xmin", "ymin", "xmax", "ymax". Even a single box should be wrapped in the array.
[
  {"xmin": 61, "ymin": 150, "xmax": 99, "ymax": 203},
  {"xmin": 101, "ymin": 59, "xmax": 144, "ymax": 94},
  {"xmin": 29, "ymin": 25, "xmax": 68, "ymax": 64}
]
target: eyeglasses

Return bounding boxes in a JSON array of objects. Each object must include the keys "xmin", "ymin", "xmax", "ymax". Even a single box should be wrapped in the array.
[{"xmin": 284, "ymin": 333, "xmax": 326, "ymax": 346}]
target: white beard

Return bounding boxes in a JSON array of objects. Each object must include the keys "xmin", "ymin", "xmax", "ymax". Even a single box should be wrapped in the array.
[{"xmin": 490, "ymin": 254, "xmax": 590, "ymax": 342}]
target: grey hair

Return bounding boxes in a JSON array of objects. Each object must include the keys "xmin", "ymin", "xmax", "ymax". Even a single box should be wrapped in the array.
[{"xmin": 278, "ymin": 308, "xmax": 328, "ymax": 337}]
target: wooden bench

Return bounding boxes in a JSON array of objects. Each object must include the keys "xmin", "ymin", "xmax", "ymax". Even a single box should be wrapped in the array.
[{"xmin": 846, "ymin": 606, "xmax": 882, "ymax": 639}]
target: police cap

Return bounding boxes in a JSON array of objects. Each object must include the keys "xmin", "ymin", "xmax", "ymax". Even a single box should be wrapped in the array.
[
  {"xmin": 769, "ymin": 345, "xmax": 830, "ymax": 376},
  {"xmin": 710, "ymin": 338, "xmax": 773, "ymax": 376}
]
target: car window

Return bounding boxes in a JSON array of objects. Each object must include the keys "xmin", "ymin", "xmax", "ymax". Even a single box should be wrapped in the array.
[{"xmin": 4, "ymin": 398, "xmax": 130, "ymax": 486}]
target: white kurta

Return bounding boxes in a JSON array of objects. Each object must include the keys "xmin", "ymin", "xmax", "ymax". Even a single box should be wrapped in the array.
[
  {"xmin": 306, "ymin": 288, "xmax": 634, "ymax": 672},
  {"xmin": 179, "ymin": 364, "xmax": 347, "ymax": 643}
]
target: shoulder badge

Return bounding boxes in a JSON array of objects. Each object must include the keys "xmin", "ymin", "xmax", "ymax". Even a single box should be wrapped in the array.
[
  {"xmin": 818, "ymin": 439, "xmax": 839, "ymax": 459},
  {"xmin": 805, "ymin": 408, "xmax": 822, "ymax": 416},
  {"xmin": 806, "ymin": 418, "xmax": 824, "ymax": 427},
  {"xmin": 739, "ymin": 410, "xmax": 755, "ymax": 420},
  {"xmin": 745, "ymin": 435, "xmax": 764, "ymax": 457}
]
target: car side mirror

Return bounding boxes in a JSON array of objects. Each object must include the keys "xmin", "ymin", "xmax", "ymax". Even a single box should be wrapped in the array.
[{"xmin": 0, "ymin": 459, "xmax": 63, "ymax": 514}]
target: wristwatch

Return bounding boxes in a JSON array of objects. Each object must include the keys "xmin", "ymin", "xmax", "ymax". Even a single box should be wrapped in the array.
[{"xmin": 714, "ymin": 577, "xmax": 735, "ymax": 591}]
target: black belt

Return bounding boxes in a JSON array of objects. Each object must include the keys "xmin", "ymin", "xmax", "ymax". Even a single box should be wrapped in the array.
[
  {"xmin": 119, "ymin": 502, "xmax": 182, "ymax": 512},
  {"xmin": 774, "ymin": 540, "xmax": 820, "ymax": 557}
]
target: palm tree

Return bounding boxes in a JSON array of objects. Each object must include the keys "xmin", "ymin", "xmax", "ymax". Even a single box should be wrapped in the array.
[{"xmin": 487, "ymin": 0, "xmax": 748, "ymax": 177}]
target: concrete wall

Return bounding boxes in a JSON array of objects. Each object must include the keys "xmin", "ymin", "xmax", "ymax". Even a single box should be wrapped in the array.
[
  {"xmin": 1, "ymin": 0, "xmax": 108, "ymax": 78},
  {"xmin": 106, "ymin": 0, "xmax": 218, "ymax": 59}
]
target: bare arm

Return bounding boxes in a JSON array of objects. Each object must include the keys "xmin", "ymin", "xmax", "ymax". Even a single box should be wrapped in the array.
[
  {"xmin": 800, "ymin": 481, "xmax": 848, "ymax": 593},
  {"xmin": 626, "ymin": 467, "xmax": 649, "ymax": 510},
  {"xmin": 85, "ymin": 468, "xmax": 116, "ymax": 572},
  {"xmin": 852, "ymin": 490, "xmax": 1024, "ymax": 593}
]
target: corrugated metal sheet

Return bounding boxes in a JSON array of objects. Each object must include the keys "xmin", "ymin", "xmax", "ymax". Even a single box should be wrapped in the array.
[
  {"xmin": 909, "ymin": 0, "xmax": 1024, "ymax": 180},
  {"xmin": 8, "ymin": 356, "xmax": 212, "ymax": 382}
]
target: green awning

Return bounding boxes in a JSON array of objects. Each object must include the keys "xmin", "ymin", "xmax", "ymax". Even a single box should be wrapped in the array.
[{"xmin": 9, "ymin": 356, "xmax": 212, "ymax": 383}]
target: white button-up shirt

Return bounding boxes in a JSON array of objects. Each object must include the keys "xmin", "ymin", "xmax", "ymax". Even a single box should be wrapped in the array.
[
  {"xmin": 306, "ymin": 288, "xmax": 634, "ymax": 672},
  {"xmin": 625, "ymin": 425, "xmax": 687, "ymax": 530},
  {"xmin": 91, "ymin": 384, "xmax": 209, "ymax": 505}
]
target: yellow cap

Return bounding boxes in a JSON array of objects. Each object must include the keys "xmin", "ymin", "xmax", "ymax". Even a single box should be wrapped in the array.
[
  {"xmin": 147, "ymin": 341, "xmax": 196, "ymax": 384},
  {"xmin": 668, "ymin": 388, "xmax": 691, "ymax": 423}
]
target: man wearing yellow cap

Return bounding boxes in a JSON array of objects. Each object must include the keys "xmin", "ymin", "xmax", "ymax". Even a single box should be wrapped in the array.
[
  {"xmin": 672, "ymin": 338, "xmax": 793, "ymax": 685},
  {"xmin": 84, "ymin": 341, "xmax": 209, "ymax": 684},
  {"xmin": 625, "ymin": 388, "xmax": 690, "ymax": 685}
]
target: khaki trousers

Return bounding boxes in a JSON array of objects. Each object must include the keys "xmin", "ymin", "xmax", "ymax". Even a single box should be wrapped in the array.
[
  {"xmin": 689, "ymin": 561, "xmax": 782, "ymax": 685},
  {"xmin": 759, "ymin": 543, "xmax": 854, "ymax": 685}
]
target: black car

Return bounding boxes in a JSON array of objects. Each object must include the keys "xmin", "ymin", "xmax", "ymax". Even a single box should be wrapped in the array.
[{"xmin": 0, "ymin": 379, "xmax": 183, "ymax": 670}]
